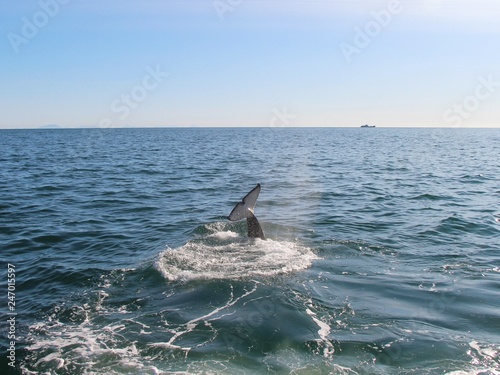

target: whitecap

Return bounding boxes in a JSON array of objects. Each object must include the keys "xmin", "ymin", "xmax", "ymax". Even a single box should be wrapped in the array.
[{"xmin": 155, "ymin": 224, "xmax": 319, "ymax": 281}]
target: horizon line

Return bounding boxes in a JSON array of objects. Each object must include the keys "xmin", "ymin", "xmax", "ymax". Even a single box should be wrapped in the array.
[{"xmin": 1, "ymin": 125, "xmax": 499, "ymax": 130}]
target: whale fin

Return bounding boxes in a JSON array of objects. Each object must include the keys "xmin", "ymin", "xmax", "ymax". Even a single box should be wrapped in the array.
[
  {"xmin": 227, "ymin": 183, "xmax": 261, "ymax": 221},
  {"xmin": 227, "ymin": 183, "xmax": 265, "ymax": 239},
  {"xmin": 246, "ymin": 214, "xmax": 265, "ymax": 240}
]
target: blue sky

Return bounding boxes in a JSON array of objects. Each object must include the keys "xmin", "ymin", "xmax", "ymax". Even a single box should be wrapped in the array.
[{"xmin": 1, "ymin": 0, "xmax": 499, "ymax": 128}]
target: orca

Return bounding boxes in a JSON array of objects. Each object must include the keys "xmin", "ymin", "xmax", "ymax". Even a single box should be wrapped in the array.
[{"xmin": 227, "ymin": 183, "xmax": 266, "ymax": 240}]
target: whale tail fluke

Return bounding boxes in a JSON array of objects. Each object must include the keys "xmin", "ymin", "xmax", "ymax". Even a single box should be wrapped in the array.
[
  {"xmin": 246, "ymin": 214, "xmax": 265, "ymax": 240},
  {"xmin": 227, "ymin": 183, "xmax": 266, "ymax": 239}
]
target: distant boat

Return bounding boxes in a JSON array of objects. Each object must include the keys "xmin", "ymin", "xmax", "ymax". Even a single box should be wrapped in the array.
[{"xmin": 361, "ymin": 124, "xmax": 376, "ymax": 128}]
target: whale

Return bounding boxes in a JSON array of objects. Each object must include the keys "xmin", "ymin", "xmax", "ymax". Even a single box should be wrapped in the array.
[{"xmin": 227, "ymin": 183, "xmax": 265, "ymax": 240}]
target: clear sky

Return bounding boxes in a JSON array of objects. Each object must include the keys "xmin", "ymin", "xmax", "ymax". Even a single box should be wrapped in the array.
[{"xmin": 1, "ymin": 0, "xmax": 499, "ymax": 128}]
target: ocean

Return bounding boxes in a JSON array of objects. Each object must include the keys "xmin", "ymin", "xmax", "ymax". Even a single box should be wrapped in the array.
[{"xmin": 1, "ymin": 127, "xmax": 499, "ymax": 374}]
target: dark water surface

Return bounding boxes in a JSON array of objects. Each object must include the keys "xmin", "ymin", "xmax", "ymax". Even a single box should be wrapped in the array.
[{"xmin": 1, "ymin": 127, "xmax": 499, "ymax": 374}]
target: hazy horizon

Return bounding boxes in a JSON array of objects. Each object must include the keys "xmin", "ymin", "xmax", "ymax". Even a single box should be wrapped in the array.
[
  {"xmin": 2, "ymin": 0, "xmax": 499, "ymax": 129},
  {"xmin": 2, "ymin": 125, "xmax": 499, "ymax": 130}
]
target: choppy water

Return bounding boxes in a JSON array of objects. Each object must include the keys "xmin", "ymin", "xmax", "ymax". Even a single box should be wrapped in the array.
[{"xmin": 1, "ymin": 127, "xmax": 499, "ymax": 374}]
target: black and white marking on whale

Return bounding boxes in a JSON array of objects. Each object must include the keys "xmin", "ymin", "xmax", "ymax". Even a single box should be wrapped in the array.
[{"xmin": 227, "ymin": 183, "xmax": 265, "ymax": 240}]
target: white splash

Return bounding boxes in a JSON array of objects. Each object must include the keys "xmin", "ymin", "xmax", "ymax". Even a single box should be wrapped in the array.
[
  {"xmin": 446, "ymin": 341, "xmax": 500, "ymax": 375},
  {"xmin": 149, "ymin": 282, "xmax": 259, "ymax": 354},
  {"xmin": 156, "ymin": 226, "xmax": 319, "ymax": 281},
  {"xmin": 306, "ymin": 308, "xmax": 334, "ymax": 357}
]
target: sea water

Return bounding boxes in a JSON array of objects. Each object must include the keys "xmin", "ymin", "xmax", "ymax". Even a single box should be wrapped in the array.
[{"xmin": 0, "ymin": 127, "xmax": 499, "ymax": 374}]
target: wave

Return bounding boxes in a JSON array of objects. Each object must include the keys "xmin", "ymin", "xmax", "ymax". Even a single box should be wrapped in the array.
[
  {"xmin": 445, "ymin": 341, "xmax": 500, "ymax": 375},
  {"xmin": 409, "ymin": 193, "xmax": 454, "ymax": 201},
  {"xmin": 155, "ymin": 222, "xmax": 319, "ymax": 281}
]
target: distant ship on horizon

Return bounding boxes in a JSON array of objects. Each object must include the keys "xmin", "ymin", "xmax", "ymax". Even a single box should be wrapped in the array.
[{"xmin": 361, "ymin": 124, "xmax": 376, "ymax": 128}]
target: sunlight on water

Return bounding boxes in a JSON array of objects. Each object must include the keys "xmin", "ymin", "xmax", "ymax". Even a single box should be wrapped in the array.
[{"xmin": 2, "ymin": 128, "xmax": 499, "ymax": 374}]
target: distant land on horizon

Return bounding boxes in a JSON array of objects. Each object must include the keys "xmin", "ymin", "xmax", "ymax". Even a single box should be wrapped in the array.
[
  {"xmin": 3, "ymin": 124, "xmax": 495, "ymax": 130},
  {"xmin": 38, "ymin": 124, "xmax": 62, "ymax": 129}
]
